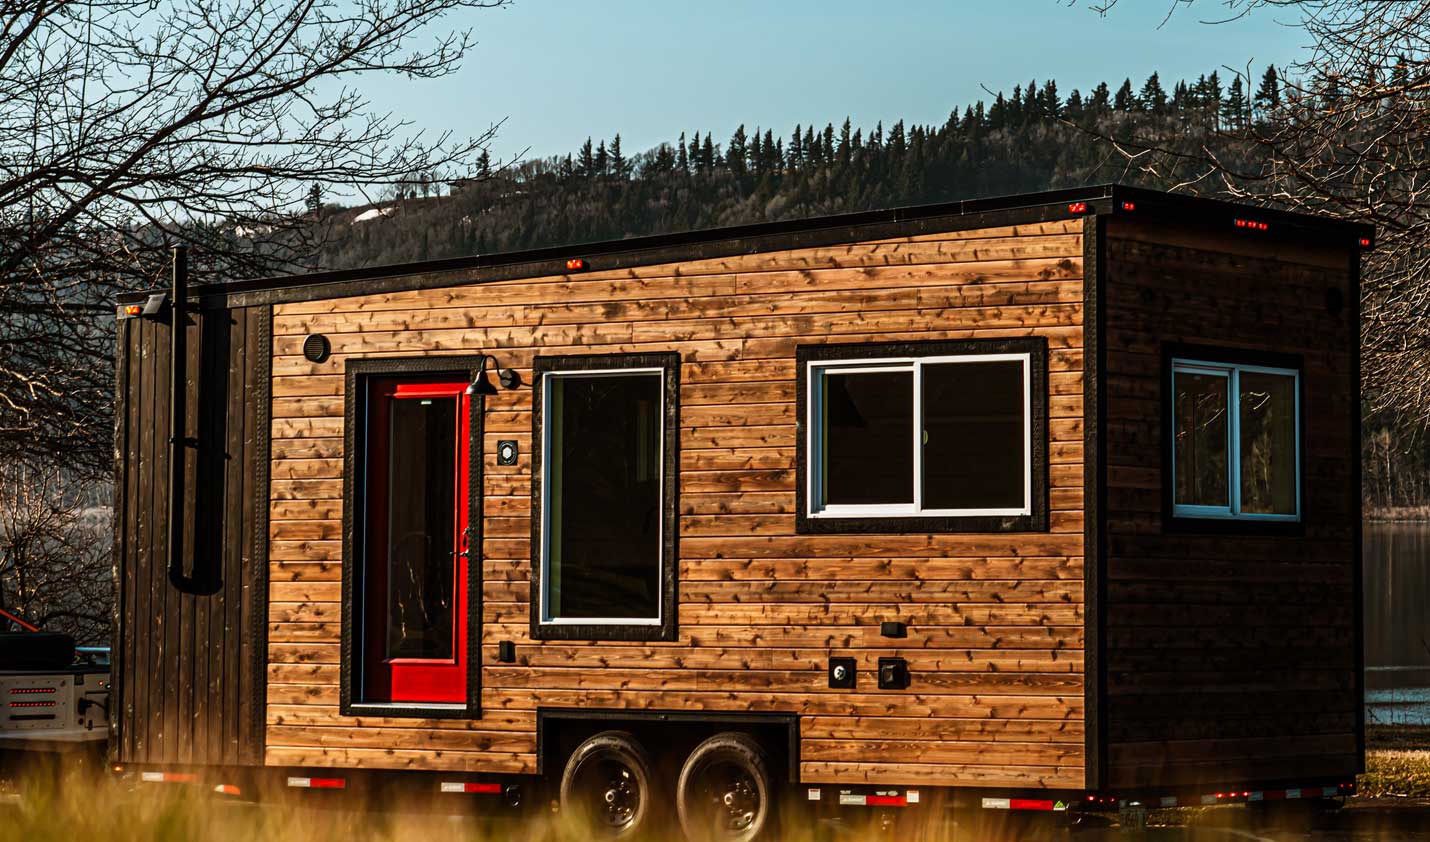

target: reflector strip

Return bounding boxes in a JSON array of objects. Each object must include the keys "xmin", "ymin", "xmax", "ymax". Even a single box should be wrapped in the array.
[
  {"xmin": 865, "ymin": 795, "xmax": 906, "ymax": 807},
  {"xmin": 287, "ymin": 777, "xmax": 346, "ymax": 789},
  {"xmin": 982, "ymin": 797, "xmax": 1068, "ymax": 812},
  {"xmin": 140, "ymin": 772, "xmax": 196, "ymax": 783},
  {"xmin": 1153, "ymin": 784, "xmax": 1350, "ymax": 808},
  {"xmin": 213, "ymin": 784, "xmax": 241, "ymax": 796},
  {"xmin": 440, "ymin": 782, "xmax": 501, "ymax": 794}
]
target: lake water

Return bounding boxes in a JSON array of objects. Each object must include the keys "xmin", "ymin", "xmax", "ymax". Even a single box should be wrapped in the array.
[{"xmin": 1365, "ymin": 522, "xmax": 1430, "ymax": 727}]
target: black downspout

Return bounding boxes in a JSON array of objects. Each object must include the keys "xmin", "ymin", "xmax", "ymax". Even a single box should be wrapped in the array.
[{"xmin": 167, "ymin": 246, "xmax": 188, "ymax": 590}]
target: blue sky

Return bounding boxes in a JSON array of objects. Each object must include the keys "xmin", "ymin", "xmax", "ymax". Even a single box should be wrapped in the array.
[{"xmin": 360, "ymin": 0, "xmax": 1311, "ymax": 168}]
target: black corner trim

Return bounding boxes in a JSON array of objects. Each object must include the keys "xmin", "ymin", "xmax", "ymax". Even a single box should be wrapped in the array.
[
  {"xmin": 1159, "ymin": 342, "xmax": 1307, "ymax": 537},
  {"xmin": 793, "ymin": 337, "xmax": 1049, "ymax": 535},
  {"xmin": 529, "ymin": 352, "xmax": 681, "ymax": 642},
  {"xmin": 1349, "ymin": 249, "xmax": 1366, "ymax": 772},
  {"xmin": 1082, "ymin": 216, "xmax": 1107, "ymax": 793},
  {"xmin": 339, "ymin": 355, "xmax": 488, "ymax": 719},
  {"xmin": 247, "ymin": 305, "xmax": 273, "ymax": 764}
]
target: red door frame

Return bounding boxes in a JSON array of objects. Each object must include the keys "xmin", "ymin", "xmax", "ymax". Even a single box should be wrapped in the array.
[{"xmin": 362, "ymin": 375, "xmax": 470, "ymax": 703}]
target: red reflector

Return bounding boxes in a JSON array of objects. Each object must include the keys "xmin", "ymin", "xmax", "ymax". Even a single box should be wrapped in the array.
[
  {"xmin": 10, "ymin": 687, "xmax": 57, "ymax": 694},
  {"xmin": 122, "ymin": 304, "xmax": 143, "ymax": 317},
  {"xmin": 565, "ymin": 258, "xmax": 587, "ymax": 271},
  {"xmin": 1010, "ymin": 799, "xmax": 1055, "ymax": 811},
  {"xmin": 309, "ymin": 778, "xmax": 346, "ymax": 789},
  {"xmin": 442, "ymin": 781, "xmax": 502, "ymax": 794},
  {"xmin": 1067, "ymin": 202, "xmax": 1089, "ymax": 214},
  {"xmin": 8, "ymin": 700, "xmax": 55, "ymax": 708},
  {"xmin": 865, "ymin": 795, "xmax": 907, "ymax": 807},
  {"xmin": 1234, "ymin": 218, "xmax": 1269, "ymax": 231},
  {"xmin": 1121, "ymin": 201, "xmax": 1136, "ymax": 211},
  {"xmin": 1359, "ymin": 237, "xmax": 1372, "ymax": 248},
  {"xmin": 214, "ymin": 784, "xmax": 242, "ymax": 796}
]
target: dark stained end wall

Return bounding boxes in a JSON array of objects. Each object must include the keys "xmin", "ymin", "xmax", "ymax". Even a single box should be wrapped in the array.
[
  {"xmin": 113, "ymin": 305, "xmax": 270, "ymax": 767},
  {"xmin": 1099, "ymin": 217, "xmax": 1360, "ymax": 791}
]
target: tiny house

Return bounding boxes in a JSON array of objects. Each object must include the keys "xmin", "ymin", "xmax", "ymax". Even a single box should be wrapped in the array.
[{"xmin": 112, "ymin": 186, "xmax": 1369, "ymax": 836}]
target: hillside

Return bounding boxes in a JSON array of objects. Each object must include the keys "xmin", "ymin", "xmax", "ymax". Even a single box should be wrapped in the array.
[{"xmin": 308, "ymin": 68, "xmax": 1272, "ymax": 269}]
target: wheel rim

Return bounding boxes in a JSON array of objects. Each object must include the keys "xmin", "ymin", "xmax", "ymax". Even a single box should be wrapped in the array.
[
  {"xmin": 576, "ymin": 755, "xmax": 643, "ymax": 833},
  {"xmin": 697, "ymin": 760, "xmax": 762, "ymax": 837}
]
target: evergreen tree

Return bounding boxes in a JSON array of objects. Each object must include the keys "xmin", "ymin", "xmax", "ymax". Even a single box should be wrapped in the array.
[
  {"xmin": 1039, "ymin": 79, "xmax": 1060, "ymax": 116},
  {"xmin": 475, "ymin": 150, "xmax": 492, "ymax": 178},
  {"xmin": 688, "ymin": 131, "xmax": 702, "ymax": 170},
  {"xmin": 1065, "ymin": 89, "xmax": 1084, "ymax": 121},
  {"xmin": 1254, "ymin": 65, "xmax": 1281, "ymax": 114},
  {"xmin": 1222, "ymin": 76, "xmax": 1247, "ymax": 130},
  {"xmin": 838, "ymin": 118, "xmax": 852, "ymax": 167},
  {"xmin": 1206, "ymin": 71, "xmax": 1224, "ymax": 124},
  {"xmin": 577, "ymin": 137, "xmax": 595, "ymax": 177},
  {"xmin": 595, "ymin": 139, "xmax": 608, "ymax": 176},
  {"xmin": 1114, "ymin": 78, "xmax": 1135, "ymax": 111},
  {"xmin": 1392, "ymin": 56, "xmax": 1409, "ymax": 91},
  {"xmin": 1172, "ymin": 80, "xmax": 1190, "ymax": 112},
  {"xmin": 1090, "ymin": 81, "xmax": 1111, "ymax": 112},
  {"xmin": 676, "ymin": 132, "xmax": 689, "ymax": 174},
  {"xmin": 610, "ymin": 135, "xmax": 629, "ymax": 179},
  {"xmin": 306, "ymin": 182, "xmax": 323, "ymax": 215},
  {"xmin": 762, "ymin": 129, "xmax": 777, "ymax": 172},
  {"xmin": 1140, "ymin": 72, "xmax": 1167, "ymax": 114},
  {"xmin": 700, "ymin": 133, "xmax": 716, "ymax": 171},
  {"xmin": 727, "ymin": 125, "xmax": 748, "ymax": 177},
  {"xmin": 789, "ymin": 124, "xmax": 803, "ymax": 168}
]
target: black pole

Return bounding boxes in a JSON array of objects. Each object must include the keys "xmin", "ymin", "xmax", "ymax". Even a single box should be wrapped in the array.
[{"xmin": 168, "ymin": 246, "xmax": 188, "ymax": 589}]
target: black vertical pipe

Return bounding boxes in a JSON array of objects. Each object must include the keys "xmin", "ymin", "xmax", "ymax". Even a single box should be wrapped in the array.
[{"xmin": 168, "ymin": 246, "xmax": 188, "ymax": 589}]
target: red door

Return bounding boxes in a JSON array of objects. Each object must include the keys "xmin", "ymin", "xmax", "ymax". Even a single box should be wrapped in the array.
[{"xmin": 363, "ymin": 376, "xmax": 470, "ymax": 703}]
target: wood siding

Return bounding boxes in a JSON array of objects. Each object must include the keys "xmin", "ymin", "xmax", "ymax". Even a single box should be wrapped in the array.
[
  {"xmin": 1099, "ymin": 218, "xmax": 1359, "ymax": 790},
  {"xmin": 114, "ymin": 305, "xmax": 270, "ymax": 766},
  {"xmin": 263, "ymin": 220, "xmax": 1088, "ymax": 789}
]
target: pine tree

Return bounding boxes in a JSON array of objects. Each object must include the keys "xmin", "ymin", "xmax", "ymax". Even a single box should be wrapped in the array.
[
  {"xmin": 1114, "ymin": 78, "xmax": 1135, "ymax": 112},
  {"xmin": 1090, "ymin": 81, "xmax": 1111, "ymax": 112},
  {"xmin": 1206, "ymin": 71, "xmax": 1224, "ymax": 125},
  {"xmin": 688, "ymin": 132, "xmax": 702, "ymax": 170},
  {"xmin": 789, "ymin": 124, "xmax": 803, "ymax": 168},
  {"xmin": 1222, "ymin": 76, "xmax": 1247, "ymax": 130},
  {"xmin": 727, "ymin": 125, "xmax": 747, "ymax": 177},
  {"xmin": 1254, "ymin": 65, "xmax": 1281, "ymax": 115},
  {"xmin": 610, "ymin": 135, "xmax": 628, "ymax": 179},
  {"xmin": 837, "ymin": 118, "xmax": 852, "ymax": 167},
  {"xmin": 305, "ymin": 182, "xmax": 323, "ymax": 215},
  {"xmin": 475, "ymin": 150, "xmax": 492, "ymax": 179},
  {"xmin": 1065, "ymin": 89, "xmax": 1084, "ymax": 121},
  {"xmin": 595, "ymin": 140, "xmax": 608, "ymax": 176},
  {"xmin": 700, "ymin": 133, "xmax": 716, "ymax": 171},
  {"xmin": 577, "ymin": 137, "xmax": 595, "ymax": 177},
  {"xmin": 762, "ymin": 129, "xmax": 777, "ymax": 173},
  {"xmin": 676, "ymin": 132, "xmax": 689, "ymax": 174},
  {"xmin": 1140, "ymin": 72, "xmax": 1167, "ymax": 114},
  {"xmin": 1039, "ymin": 79, "xmax": 1060, "ymax": 116}
]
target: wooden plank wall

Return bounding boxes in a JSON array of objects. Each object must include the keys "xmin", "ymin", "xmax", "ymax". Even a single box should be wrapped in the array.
[
  {"xmin": 1100, "ymin": 218, "xmax": 1359, "ymax": 790},
  {"xmin": 115, "ymin": 306, "xmax": 269, "ymax": 766},
  {"xmin": 264, "ymin": 220, "xmax": 1088, "ymax": 789}
]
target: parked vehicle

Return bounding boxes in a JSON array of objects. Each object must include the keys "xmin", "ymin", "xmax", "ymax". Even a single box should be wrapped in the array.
[
  {"xmin": 0, "ymin": 609, "xmax": 110, "ymax": 766},
  {"xmin": 111, "ymin": 185, "xmax": 1369, "ymax": 836}
]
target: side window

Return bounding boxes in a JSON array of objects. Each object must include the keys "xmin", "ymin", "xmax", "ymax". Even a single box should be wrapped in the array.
[
  {"xmin": 532, "ymin": 354, "xmax": 679, "ymax": 641},
  {"xmin": 1169, "ymin": 355, "xmax": 1301, "ymax": 522},
  {"xmin": 797, "ymin": 339, "xmax": 1048, "ymax": 533}
]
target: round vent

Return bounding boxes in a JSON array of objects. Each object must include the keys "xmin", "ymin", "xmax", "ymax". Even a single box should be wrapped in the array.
[{"xmin": 302, "ymin": 333, "xmax": 331, "ymax": 363}]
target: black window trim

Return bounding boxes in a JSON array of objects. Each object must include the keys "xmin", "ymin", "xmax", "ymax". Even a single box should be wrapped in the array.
[
  {"xmin": 795, "ymin": 337, "xmax": 1050, "ymax": 534},
  {"xmin": 1161, "ymin": 342, "xmax": 1307, "ymax": 536},
  {"xmin": 339, "ymin": 355, "xmax": 486, "ymax": 720},
  {"xmin": 530, "ymin": 352, "xmax": 681, "ymax": 642}
]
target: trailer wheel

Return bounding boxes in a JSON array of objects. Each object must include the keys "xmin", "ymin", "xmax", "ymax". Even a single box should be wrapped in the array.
[
  {"xmin": 558, "ymin": 730, "xmax": 657, "ymax": 837},
  {"xmin": 676, "ymin": 732, "xmax": 775, "ymax": 842}
]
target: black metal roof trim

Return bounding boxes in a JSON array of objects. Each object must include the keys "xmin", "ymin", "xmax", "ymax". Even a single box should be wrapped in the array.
[{"xmin": 117, "ymin": 183, "xmax": 1374, "ymax": 308}]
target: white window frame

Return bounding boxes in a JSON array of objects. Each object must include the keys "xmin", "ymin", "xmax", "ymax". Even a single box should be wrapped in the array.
[
  {"xmin": 538, "ymin": 367, "xmax": 666, "ymax": 627},
  {"xmin": 1170, "ymin": 358, "xmax": 1301, "ymax": 522},
  {"xmin": 805, "ymin": 353, "xmax": 1033, "ymax": 519}
]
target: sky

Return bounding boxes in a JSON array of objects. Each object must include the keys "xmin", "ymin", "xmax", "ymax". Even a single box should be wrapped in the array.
[{"xmin": 357, "ymin": 0, "xmax": 1313, "ymax": 169}]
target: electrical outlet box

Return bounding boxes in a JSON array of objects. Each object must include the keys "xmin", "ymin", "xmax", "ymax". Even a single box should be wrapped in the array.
[
  {"xmin": 828, "ymin": 657, "xmax": 856, "ymax": 689},
  {"xmin": 877, "ymin": 657, "xmax": 909, "ymax": 690}
]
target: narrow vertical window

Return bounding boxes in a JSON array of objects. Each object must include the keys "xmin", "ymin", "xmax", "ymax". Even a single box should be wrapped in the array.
[
  {"xmin": 1170, "ymin": 356, "xmax": 1300, "ymax": 522},
  {"xmin": 534, "ymin": 354, "xmax": 678, "ymax": 640}
]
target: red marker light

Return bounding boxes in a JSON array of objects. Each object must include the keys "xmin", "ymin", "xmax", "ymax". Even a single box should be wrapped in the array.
[
  {"xmin": 1067, "ymin": 202, "xmax": 1089, "ymax": 214},
  {"xmin": 1121, "ymin": 201, "xmax": 1136, "ymax": 211},
  {"xmin": 1234, "ymin": 218, "xmax": 1269, "ymax": 231},
  {"xmin": 122, "ymin": 304, "xmax": 142, "ymax": 317},
  {"xmin": 1359, "ymin": 237, "xmax": 1372, "ymax": 248},
  {"xmin": 565, "ymin": 258, "xmax": 587, "ymax": 271}
]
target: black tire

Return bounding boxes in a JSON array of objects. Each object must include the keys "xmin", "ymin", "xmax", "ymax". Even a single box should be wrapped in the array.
[
  {"xmin": 559, "ymin": 730, "xmax": 657, "ymax": 838},
  {"xmin": 676, "ymin": 732, "xmax": 775, "ymax": 842}
]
